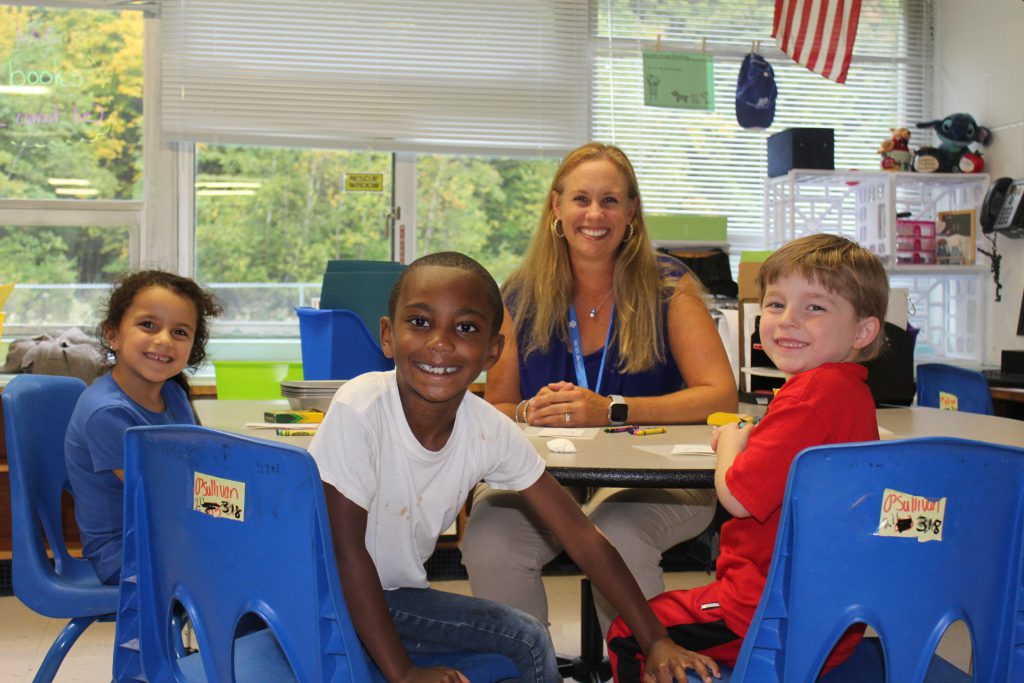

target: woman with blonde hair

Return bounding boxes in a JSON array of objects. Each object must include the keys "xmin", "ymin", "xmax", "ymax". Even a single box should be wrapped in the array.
[{"xmin": 462, "ymin": 142, "xmax": 737, "ymax": 635}]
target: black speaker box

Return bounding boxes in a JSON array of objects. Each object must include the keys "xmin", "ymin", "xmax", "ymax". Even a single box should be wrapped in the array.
[{"xmin": 767, "ymin": 128, "xmax": 835, "ymax": 178}]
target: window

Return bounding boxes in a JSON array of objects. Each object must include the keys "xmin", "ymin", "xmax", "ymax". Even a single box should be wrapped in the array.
[
  {"xmin": 2, "ymin": 2, "xmax": 936, "ymax": 343},
  {"xmin": 414, "ymin": 154, "xmax": 559, "ymax": 287},
  {"xmin": 0, "ymin": 4, "xmax": 143, "ymax": 335},
  {"xmin": 0, "ymin": 6, "xmax": 143, "ymax": 202},
  {"xmin": 592, "ymin": 0, "xmax": 934, "ymax": 254},
  {"xmin": 194, "ymin": 144, "xmax": 392, "ymax": 336},
  {"xmin": 159, "ymin": 0, "xmax": 589, "ymax": 156},
  {"xmin": 179, "ymin": 1, "xmax": 933, "ymax": 337},
  {"xmin": 164, "ymin": 0, "xmax": 589, "ymax": 339},
  {"xmin": 193, "ymin": 146, "xmax": 558, "ymax": 336}
]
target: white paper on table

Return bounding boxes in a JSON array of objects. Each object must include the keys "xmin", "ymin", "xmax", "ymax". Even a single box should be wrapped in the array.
[
  {"xmin": 634, "ymin": 443, "xmax": 715, "ymax": 461},
  {"xmin": 634, "ymin": 446, "xmax": 716, "ymax": 456},
  {"xmin": 670, "ymin": 444, "xmax": 716, "ymax": 455},
  {"xmin": 633, "ymin": 443, "xmax": 716, "ymax": 468},
  {"xmin": 524, "ymin": 427, "xmax": 600, "ymax": 440}
]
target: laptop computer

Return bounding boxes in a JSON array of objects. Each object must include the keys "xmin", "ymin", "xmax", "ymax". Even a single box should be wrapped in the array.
[{"xmin": 982, "ymin": 350, "xmax": 1024, "ymax": 389}]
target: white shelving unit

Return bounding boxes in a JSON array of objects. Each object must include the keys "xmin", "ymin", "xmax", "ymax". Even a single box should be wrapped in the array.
[{"xmin": 762, "ymin": 170, "xmax": 991, "ymax": 365}]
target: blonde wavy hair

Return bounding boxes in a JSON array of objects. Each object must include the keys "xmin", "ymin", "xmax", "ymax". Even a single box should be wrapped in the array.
[{"xmin": 503, "ymin": 142, "xmax": 680, "ymax": 374}]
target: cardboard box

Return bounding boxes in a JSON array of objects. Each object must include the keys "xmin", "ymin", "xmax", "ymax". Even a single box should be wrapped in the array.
[{"xmin": 738, "ymin": 261, "xmax": 763, "ymax": 300}]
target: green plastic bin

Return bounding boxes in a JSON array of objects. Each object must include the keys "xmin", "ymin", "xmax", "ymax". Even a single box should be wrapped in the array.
[{"xmin": 213, "ymin": 360, "xmax": 303, "ymax": 400}]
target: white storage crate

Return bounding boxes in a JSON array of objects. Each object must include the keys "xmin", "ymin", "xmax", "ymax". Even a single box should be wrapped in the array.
[
  {"xmin": 764, "ymin": 171, "xmax": 990, "ymax": 264},
  {"xmin": 763, "ymin": 170, "xmax": 992, "ymax": 364},
  {"xmin": 890, "ymin": 268, "xmax": 987, "ymax": 363}
]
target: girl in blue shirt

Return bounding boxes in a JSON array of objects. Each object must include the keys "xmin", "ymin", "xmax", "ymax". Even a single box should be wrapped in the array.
[{"xmin": 65, "ymin": 270, "xmax": 221, "ymax": 584}]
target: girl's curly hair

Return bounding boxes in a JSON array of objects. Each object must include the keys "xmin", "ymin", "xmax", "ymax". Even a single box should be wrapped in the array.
[{"xmin": 99, "ymin": 270, "xmax": 222, "ymax": 373}]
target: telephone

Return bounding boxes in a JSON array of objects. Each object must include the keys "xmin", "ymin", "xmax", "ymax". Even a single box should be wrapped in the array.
[{"xmin": 981, "ymin": 177, "xmax": 1024, "ymax": 238}]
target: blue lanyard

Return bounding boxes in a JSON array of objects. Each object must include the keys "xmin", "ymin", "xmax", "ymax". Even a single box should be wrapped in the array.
[{"xmin": 568, "ymin": 304, "xmax": 614, "ymax": 395}]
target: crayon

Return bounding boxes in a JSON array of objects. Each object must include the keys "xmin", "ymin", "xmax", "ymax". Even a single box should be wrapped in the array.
[
  {"xmin": 707, "ymin": 412, "xmax": 759, "ymax": 427},
  {"xmin": 264, "ymin": 409, "xmax": 324, "ymax": 424},
  {"xmin": 604, "ymin": 425, "xmax": 637, "ymax": 433},
  {"xmin": 276, "ymin": 428, "xmax": 317, "ymax": 436},
  {"xmin": 632, "ymin": 427, "xmax": 666, "ymax": 436}
]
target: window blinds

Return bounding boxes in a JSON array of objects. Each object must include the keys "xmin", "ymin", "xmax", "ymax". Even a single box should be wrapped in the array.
[
  {"xmin": 592, "ymin": 0, "xmax": 934, "ymax": 252},
  {"xmin": 159, "ymin": 0, "xmax": 591, "ymax": 156}
]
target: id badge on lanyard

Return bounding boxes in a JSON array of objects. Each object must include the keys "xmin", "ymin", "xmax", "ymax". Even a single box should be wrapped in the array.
[{"xmin": 568, "ymin": 304, "xmax": 613, "ymax": 395}]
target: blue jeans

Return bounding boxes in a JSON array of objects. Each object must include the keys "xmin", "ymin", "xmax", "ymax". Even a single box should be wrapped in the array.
[{"xmin": 375, "ymin": 586, "xmax": 561, "ymax": 682}]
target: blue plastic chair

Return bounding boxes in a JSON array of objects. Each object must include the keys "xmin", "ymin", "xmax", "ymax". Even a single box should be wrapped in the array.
[
  {"xmin": 2, "ymin": 374, "xmax": 120, "ymax": 683},
  {"xmin": 915, "ymin": 363, "xmax": 994, "ymax": 415},
  {"xmin": 683, "ymin": 437, "xmax": 1024, "ymax": 682},
  {"xmin": 113, "ymin": 425, "xmax": 518, "ymax": 682},
  {"xmin": 296, "ymin": 307, "xmax": 394, "ymax": 380}
]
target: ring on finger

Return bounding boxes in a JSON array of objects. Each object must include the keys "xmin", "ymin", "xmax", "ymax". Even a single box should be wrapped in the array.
[{"xmin": 564, "ymin": 412, "xmax": 571, "ymax": 423}]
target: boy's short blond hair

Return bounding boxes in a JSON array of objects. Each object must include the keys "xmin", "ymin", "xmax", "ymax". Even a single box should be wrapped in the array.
[{"xmin": 756, "ymin": 234, "xmax": 890, "ymax": 361}]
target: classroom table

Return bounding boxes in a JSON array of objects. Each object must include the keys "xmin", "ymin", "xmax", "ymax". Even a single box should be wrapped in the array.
[{"xmin": 195, "ymin": 399, "xmax": 1024, "ymax": 486}]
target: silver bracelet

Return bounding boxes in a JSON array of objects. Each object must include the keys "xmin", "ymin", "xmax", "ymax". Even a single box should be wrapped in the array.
[{"xmin": 515, "ymin": 399, "xmax": 528, "ymax": 423}]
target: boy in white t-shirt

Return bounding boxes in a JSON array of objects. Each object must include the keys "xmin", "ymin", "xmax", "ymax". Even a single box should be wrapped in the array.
[{"xmin": 309, "ymin": 252, "xmax": 720, "ymax": 683}]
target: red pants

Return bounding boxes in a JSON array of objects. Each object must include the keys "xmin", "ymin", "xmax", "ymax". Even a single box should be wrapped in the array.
[
  {"xmin": 607, "ymin": 583, "xmax": 741, "ymax": 682},
  {"xmin": 607, "ymin": 581, "xmax": 863, "ymax": 681}
]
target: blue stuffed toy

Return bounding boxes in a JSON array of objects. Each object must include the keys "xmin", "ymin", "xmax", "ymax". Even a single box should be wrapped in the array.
[{"xmin": 913, "ymin": 113, "xmax": 992, "ymax": 173}]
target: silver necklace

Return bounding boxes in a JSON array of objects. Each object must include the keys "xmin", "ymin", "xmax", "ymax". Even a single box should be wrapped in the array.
[{"xmin": 587, "ymin": 289, "xmax": 613, "ymax": 318}]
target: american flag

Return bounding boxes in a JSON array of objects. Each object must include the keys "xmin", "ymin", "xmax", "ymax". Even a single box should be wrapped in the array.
[{"xmin": 773, "ymin": 0, "xmax": 862, "ymax": 83}]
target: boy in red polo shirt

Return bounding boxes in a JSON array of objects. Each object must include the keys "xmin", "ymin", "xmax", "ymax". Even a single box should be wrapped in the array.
[{"xmin": 608, "ymin": 234, "xmax": 889, "ymax": 681}]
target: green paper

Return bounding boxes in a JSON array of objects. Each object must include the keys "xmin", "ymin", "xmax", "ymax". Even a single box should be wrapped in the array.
[
  {"xmin": 647, "ymin": 214, "xmax": 727, "ymax": 242},
  {"xmin": 740, "ymin": 250, "xmax": 774, "ymax": 263},
  {"xmin": 642, "ymin": 51, "xmax": 715, "ymax": 110}
]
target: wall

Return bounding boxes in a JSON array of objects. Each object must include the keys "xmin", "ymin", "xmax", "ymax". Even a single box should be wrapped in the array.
[{"xmin": 935, "ymin": 0, "xmax": 1024, "ymax": 362}]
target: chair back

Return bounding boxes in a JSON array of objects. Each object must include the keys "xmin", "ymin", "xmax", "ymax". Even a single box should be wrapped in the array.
[
  {"xmin": 319, "ymin": 259, "xmax": 405, "ymax": 339},
  {"xmin": 733, "ymin": 437, "xmax": 1024, "ymax": 683},
  {"xmin": 2, "ymin": 374, "xmax": 119, "ymax": 617},
  {"xmin": 113, "ymin": 424, "xmax": 372, "ymax": 682},
  {"xmin": 915, "ymin": 363, "xmax": 994, "ymax": 415},
  {"xmin": 296, "ymin": 307, "xmax": 393, "ymax": 380}
]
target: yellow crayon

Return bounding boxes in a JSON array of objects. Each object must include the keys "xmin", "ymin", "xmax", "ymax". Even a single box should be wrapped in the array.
[
  {"xmin": 632, "ymin": 427, "xmax": 666, "ymax": 436},
  {"xmin": 276, "ymin": 428, "xmax": 317, "ymax": 436},
  {"xmin": 707, "ymin": 412, "xmax": 757, "ymax": 427}
]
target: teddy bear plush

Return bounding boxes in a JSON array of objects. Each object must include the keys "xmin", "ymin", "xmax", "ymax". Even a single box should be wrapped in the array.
[
  {"xmin": 879, "ymin": 127, "xmax": 912, "ymax": 171},
  {"xmin": 913, "ymin": 113, "xmax": 992, "ymax": 173}
]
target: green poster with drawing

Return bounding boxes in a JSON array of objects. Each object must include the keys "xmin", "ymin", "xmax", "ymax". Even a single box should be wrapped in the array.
[{"xmin": 642, "ymin": 51, "xmax": 715, "ymax": 110}]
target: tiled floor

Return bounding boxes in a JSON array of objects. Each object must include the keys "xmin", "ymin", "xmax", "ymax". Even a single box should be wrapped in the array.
[{"xmin": 0, "ymin": 571, "xmax": 971, "ymax": 681}]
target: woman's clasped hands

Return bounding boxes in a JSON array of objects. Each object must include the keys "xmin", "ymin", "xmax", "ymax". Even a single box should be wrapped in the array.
[{"xmin": 524, "ymin": 380, "xmax": 609, "ymax": 427}]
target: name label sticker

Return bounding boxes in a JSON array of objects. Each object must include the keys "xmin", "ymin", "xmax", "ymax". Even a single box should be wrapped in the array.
[
  {"xmin": 938, "ymin": 391, "xmax": 959, "ymax": 411},
  {"xmin": 193, "ymin": 471, "xmax": 246, "ymax": 522},
  {"xmin": 877, "ymin": 488, "xmax": 945, "ymax": 542}
]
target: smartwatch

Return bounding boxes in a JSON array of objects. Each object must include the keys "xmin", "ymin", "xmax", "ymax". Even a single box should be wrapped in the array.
[{"xmin": 608, "ymin": 395, "xmax": 629, "ymax": 425}]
